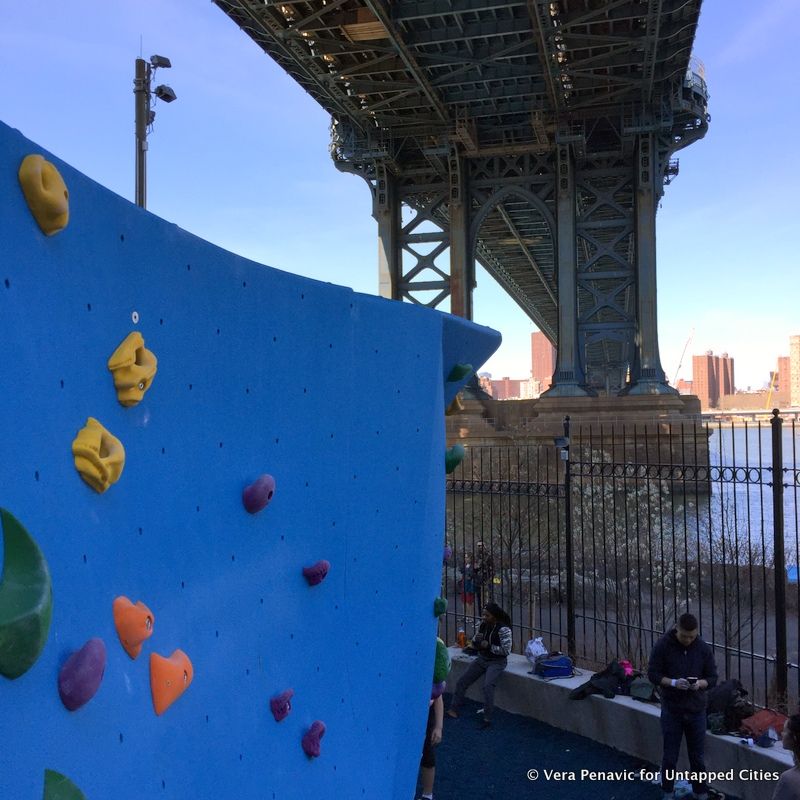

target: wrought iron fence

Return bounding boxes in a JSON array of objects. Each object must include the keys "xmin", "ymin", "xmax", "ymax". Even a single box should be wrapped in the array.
[{"xmin": 442, "ymin": 411, "xmax": 800, "ymax": 710}]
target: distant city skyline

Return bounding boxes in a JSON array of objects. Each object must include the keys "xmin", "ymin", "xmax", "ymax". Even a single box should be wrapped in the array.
[{"xmin": 477, "ymin": 332, "xmax": 800, "ymax": 408}]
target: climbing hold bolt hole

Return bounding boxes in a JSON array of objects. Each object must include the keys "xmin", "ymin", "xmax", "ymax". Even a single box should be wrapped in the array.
[
  {"xmin": 146, "ymin": 616, "xmax": 152, "ymax": 630},
  {"xmin": 87, "ymin": 303, "xmax": 92, "ymax": 311},
  {"xmin": 183, "ymin": 670, "xmax": 188, "ymax": 684},
  {"xmin": 267, "ymin": 491, "xmax": 273, "ymax": 500},
  {"xmin": 60, "ymin": 379, "xmax": 64, "ymax": 388},
  {"xmin": 131, "ymin": 311, "xmax": 139, "ymax": 324},
  {"xmin": 120, "ymin": 234, "xmax": 124, "ymax": 242},
  {"xmin": 119, "ymin": 733, "xmax": 123, "ymax": 743},
  {"xmin": 82, "ymin": 554, "xmax": 87, "ymax": 563},
  {"xmin": 34, "ymin": 470, "xmax": 39, "ymax": 481},
  {"xmin": 3, "ymin": 279, "xmax": 9, "ymax": 288}
]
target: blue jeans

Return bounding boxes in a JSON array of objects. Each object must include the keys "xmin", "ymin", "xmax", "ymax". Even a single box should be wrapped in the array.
[{"xmin": 660, "ymin": 706, "xmax": 708, "ymax": 794}]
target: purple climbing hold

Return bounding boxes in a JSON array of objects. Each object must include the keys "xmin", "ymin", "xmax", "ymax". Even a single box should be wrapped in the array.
[
  {"xmin": 431, "ymin": 680, "xmax": 446, "ymax": 700},
  {"xmin": 242, "ymin": 474, "xmax": 276, "ymax": 514},
  {"xmin": 270, "ymin": 688, "xmax": 294, "ymax": 722},
  {"xmin": 58, "ymin": 638, "xmax": 106, "ymax": 711},
  {"xmin": 302, "ymin": 720, "xmax": 326, "ymax": 758},
  {"xmin": 302, "ymin": 560, "xmax": 330, "ymax": 586},
  {"xmin": 443, "ymin": 545, "xmax": 452, "ymax": 564}
]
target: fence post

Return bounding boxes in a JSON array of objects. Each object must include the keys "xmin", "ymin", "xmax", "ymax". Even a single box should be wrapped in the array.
[
  {"xmin": 563, "ymin": 415, "xmax": 576, "ymax": 659},
  {"xmin": 771, "ymin": 408, "xmax": 787, "ymax": 711}
]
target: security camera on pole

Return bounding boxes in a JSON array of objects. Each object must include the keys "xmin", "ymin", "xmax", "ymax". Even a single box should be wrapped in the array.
[{"xmin": 133, "ymin": 54, "xmax": 177, "ymax": 209}]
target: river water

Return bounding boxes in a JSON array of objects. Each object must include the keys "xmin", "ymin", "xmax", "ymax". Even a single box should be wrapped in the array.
[{"xmin": 704, "ymin": 421, "xmax": 800, "ymax": 553}]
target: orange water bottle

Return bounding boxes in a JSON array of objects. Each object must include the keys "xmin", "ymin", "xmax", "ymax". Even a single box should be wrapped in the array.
[{"xmin": 457, "ymin": 629, "xmax": 466, "ymax": 648}]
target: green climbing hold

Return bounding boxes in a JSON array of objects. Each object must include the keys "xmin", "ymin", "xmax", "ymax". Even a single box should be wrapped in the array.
[
  {"xmin": 43, "ymin": 769, "xmax": 87, "ymax": 800},
  {"xmin": 433, "ymin": 597, "xmax": 447, "ymax": 617},
  {"xmin": 433, "ymin": 637, "xmax": 451, "ymax": 683},
  {"xmin": 447, "ymin": 363, "xmax": 473, "ymax": 382},
  {"xmin": 445, "ymin": 444, "xmax": 465, "ymax": 474},
  {"xmin": 0, "ymin": 509, "xmax": 53, "ymax": 679}
]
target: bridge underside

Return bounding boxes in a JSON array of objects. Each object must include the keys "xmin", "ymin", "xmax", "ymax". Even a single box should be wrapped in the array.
[{"xmin": 214, "ymin": 0, "xmax": 708, "ymax": 395}]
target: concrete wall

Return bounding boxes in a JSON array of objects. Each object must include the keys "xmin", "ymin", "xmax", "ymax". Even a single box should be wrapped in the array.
[{"xmin": 0, "ymin": 119, "xmax": 500, "ymax": 799}]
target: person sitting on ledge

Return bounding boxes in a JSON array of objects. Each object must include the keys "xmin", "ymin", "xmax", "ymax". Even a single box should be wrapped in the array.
[{"xmin": 446, "ymin": 602, "xmax": 512, "ymax": 729}]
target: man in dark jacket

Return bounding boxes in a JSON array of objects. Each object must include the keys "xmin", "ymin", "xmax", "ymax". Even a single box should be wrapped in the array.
[{"xmin": 647, "ymin": 613, "xmax": 720, "ymax": 800}]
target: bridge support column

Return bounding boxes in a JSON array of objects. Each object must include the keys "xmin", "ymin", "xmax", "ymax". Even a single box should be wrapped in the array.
[
  {"xmin": 626, "ymin": 134, "xmax": 676, "ymax": 395},
  {"xmin": 374, "ymin": 165, "xmax": 401, "ymax": 300},
  {"xmin": 449, "ymin": 149, "xmax": 473, "ymax": 319},
  {"xmin": 544, "ymin": 144, "xmax": 589, "ymax": 397}
]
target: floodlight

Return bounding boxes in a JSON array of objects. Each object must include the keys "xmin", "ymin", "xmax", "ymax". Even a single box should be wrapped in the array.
[
  {"xmin": 150, "ymin": 55, "xmax": 172, "ymax": 68},
  {"xmin": 155, "ymin": 84, "xmax": 177, "ymax": 103}
]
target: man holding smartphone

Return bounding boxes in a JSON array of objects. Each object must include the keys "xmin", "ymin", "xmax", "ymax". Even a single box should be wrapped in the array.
[{"xmin": 648, "ymin": 613, "xmax": 721, "ymax": 800}]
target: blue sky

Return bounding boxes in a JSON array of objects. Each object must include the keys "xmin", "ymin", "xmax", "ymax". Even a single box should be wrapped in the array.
[{"xmin": 2, "ymin": 0, "xmax": 797, "ymax": 390}]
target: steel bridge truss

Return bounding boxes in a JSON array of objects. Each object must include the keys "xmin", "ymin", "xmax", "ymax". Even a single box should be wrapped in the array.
[{"xmin": 215, "ymin": 0, "xmax": 709, "ymax": 395}]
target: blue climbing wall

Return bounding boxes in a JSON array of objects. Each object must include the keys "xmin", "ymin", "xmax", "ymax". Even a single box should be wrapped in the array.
[{"xmin": 0, "ymin": 120, "xmax": 500, "ymax": 799}]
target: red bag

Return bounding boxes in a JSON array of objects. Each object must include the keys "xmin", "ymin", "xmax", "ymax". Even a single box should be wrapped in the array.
[{"xmin": 739, "ymin": 709, "xmax": 787, "ymax": 738}]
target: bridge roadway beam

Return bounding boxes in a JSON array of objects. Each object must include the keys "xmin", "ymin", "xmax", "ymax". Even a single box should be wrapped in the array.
[
  {"xmin": 625, "ymin": 133, "xmax": 676, "ymax": 396},
  {"xmin": 543, "ymin": 144, "xmax": 590, "ymax": 397},
  {"xmin": 375, "ymin": 165, "xmax": 401, "ymax": 301},
  {"xmin": 448, "ymin": 148, "xmax": 473, "ymax": 319}
]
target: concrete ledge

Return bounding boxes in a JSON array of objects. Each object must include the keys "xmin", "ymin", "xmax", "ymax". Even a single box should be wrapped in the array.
[{"xmin": 448, "ymin": 649, "xmax": 792, "ymax": 800}]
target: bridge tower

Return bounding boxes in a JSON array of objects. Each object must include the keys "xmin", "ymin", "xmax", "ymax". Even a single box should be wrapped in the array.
[{"xmin": 216, "ymin": 0, "xmax": 709, "ymax": 397}]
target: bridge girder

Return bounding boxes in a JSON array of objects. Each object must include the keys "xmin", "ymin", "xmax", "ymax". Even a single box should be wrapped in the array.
[{"xmin": 214, "ymin": 0, "xmax": 709, "ymax": 395}]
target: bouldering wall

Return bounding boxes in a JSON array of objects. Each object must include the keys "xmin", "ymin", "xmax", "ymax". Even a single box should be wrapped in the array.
[{"xmin": 0, "ymin": 120, "xmax": 500, "ymax": 799}]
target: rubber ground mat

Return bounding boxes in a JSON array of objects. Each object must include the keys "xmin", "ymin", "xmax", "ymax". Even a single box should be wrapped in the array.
[{"xmin": 414, "ymin": 695, "xmax": 741, "ymax": 800}]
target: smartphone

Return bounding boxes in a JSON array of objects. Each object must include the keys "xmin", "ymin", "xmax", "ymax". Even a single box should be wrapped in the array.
[{"xmin": 687, "ymin": 677, "xmax": 698, "ymax": 685}]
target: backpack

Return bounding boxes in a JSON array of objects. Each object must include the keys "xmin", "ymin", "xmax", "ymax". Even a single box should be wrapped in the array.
[
  {"xmin": 534, "ymin": 652, "xmax": 575, "ymax": 680},
  {"xmin": 707, "ymin": 712, "xmax": 727, "ymax": 735},
  {"xmin": 707, "ymin": 679, "xmax": 753, "ymax": 732},
  {"xmin": 629, "ymin": 676, "xmax": 659, "ymax": 703},
  {"xmin": 739, "ymin": 709, "xmax": 787, "ymax": 739}
]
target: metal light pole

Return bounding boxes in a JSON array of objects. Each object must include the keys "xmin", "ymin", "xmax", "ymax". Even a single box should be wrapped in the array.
[
  {"xmin": 133, "ymin": 55, "xmax": 176, "ymax": 209},
  {"xmin": 133, "ymin": 58, "xmax": 150, "ymax": 208}
]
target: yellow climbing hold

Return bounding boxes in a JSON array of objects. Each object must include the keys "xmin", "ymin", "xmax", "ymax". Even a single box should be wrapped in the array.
[
  {"xmin": 108, "ymin": 331, "xmax": 158, "ymax": 407},
  {"xmin": 72, "ymin": 418, "xmax": 125, "ymax": 493},
  {"xmin": 18, "ymin": 154, "xmax": 69, "ymax": 235}
]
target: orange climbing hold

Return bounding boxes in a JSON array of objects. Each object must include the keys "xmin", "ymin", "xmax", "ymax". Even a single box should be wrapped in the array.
[
  {"xmin": 150, "ymin": 649, "xmax": 193, "ymax": 716},
  {"xmin": 112, "ymin": 596, "xmax": 154, "ymax": 659}
]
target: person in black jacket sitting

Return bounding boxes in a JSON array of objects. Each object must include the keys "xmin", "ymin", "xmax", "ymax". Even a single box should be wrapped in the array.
[
  {"xmin": 446, "ymin": 602, "xmax": 512, "ymax": 729},
  {"xmin": 647, "ymin": 613, "xmax": 720, "ymax": 800}
]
